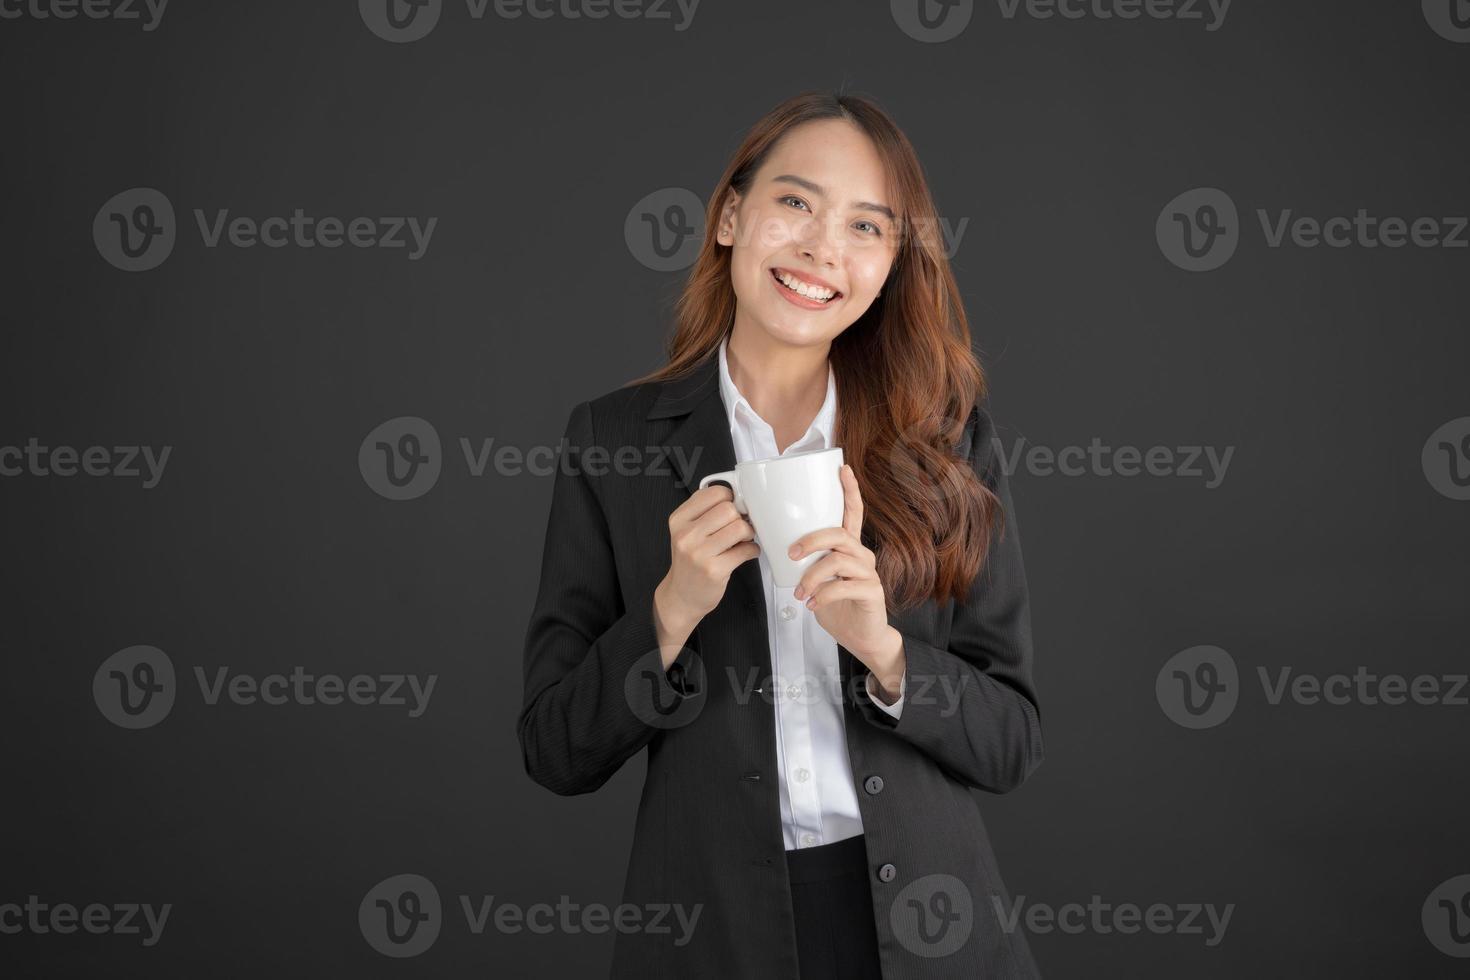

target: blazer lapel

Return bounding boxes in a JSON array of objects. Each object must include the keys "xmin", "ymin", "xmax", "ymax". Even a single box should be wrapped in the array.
[{"xmin": 646, "ymin": 355, "xmax": 767, "ymax": 635}]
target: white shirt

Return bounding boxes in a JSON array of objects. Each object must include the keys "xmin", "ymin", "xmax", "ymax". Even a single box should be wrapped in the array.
[{"xmin": 716, "ymin": 337, "xmax": 903, "ymax": 852}]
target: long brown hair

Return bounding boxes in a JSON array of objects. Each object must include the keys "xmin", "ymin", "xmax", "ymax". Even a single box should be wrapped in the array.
[{"xmin": 629, "ymin": 90, "xmax": 1001, "ymax": 612}]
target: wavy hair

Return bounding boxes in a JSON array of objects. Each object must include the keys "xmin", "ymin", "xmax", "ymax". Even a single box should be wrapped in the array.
[{"xmin": 628, "ymin": 90, "xmax": 1001, "ymax": 612}]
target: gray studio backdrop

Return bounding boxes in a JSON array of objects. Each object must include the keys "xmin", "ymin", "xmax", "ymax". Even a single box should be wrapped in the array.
[{"xmin": 2, "ymin": 0, "xmax": 1468, "ymax": 976}]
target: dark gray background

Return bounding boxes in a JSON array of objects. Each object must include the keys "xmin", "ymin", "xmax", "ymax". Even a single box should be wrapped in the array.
[{"xmin": 2, "ymin": 0, "xmax": 1467, "ymax": 976}]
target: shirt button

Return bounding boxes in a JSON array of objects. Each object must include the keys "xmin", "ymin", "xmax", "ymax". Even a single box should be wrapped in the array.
[
  {"xmin": 795, "ymin": 768, "xmax": 810, "ymax": 783},
  {"xmin": 864, "ymin": 775, "xmax": 885, "ymax": 795},
  {"xmin": 801, "ymin": 834, "xmax": 817, "ymax": 847},
  {"xmin": 786, "ymin": 684, "xmax": 801, "ymax": 700},
  {"xmin": 877, "ymin": 863, "xmax": 898, "ymax": 882},
  {"xmin": 779, "ymin": 604, "xmax": 797, "ymax": 621}
]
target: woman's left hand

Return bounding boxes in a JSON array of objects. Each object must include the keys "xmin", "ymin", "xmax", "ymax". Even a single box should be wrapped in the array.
[{"xmin": 791, "ymin": 464, "xmax": 905, "ymax": 698}]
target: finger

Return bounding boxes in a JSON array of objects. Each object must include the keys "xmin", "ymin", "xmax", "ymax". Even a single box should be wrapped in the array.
[
  {"xmin": 840, "ymin": 463, "xmax": 864, "ymax": 539},
  {"xmin": 795, "ymin": 552, "xmax": 874, "ymax": 599},
  {"xmin": 805, "ymin": 578, "xmax": 878, "ymax": 610},
  {"xmin": 713, "ymin": 540, "xmax": 761, "ymax": 575},
  {"xmin": 699, "ymin": 514, "xmax": 757, "ymax": 559},
  {"xmin": 691, "ymin": 499, "xmax": 748, "ymax": 538},
  {"xmin": 674, "ymin": 484, "xmax": 734, "ymax": 525},
  {"xmin": 788, "ymin": 527, "xmax": 873, "ymax": 564}
]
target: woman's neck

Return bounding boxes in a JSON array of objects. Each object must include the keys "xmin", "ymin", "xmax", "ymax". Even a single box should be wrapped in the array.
[{"xmin": 725, "ymin": 324, "xmax": 831, "ymax": 453}]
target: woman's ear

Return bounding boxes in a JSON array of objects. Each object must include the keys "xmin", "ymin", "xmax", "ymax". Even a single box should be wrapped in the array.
[{"xmin": 716, "ymin": 191, "xmax": 741, "ymax": 245}]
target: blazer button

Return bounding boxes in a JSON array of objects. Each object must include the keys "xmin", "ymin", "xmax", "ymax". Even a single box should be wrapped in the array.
[
  {"xmin": 863, "ymin": 775, "xmax": 884, "ymax": 795},
  {"xmin": 877, "ymin": 863, "xmax": 897, "ymax": 883}
]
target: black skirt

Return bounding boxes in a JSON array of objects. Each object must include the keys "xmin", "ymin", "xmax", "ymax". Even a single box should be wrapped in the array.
[{"xmin": 784, "ymin": 834, "xmax": 884, "ymax": 980}]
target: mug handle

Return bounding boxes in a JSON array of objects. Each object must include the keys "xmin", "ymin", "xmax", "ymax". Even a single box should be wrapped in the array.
[{"xmin": 697, "ymin": 470, "xmax": 747, "ymax": 514}]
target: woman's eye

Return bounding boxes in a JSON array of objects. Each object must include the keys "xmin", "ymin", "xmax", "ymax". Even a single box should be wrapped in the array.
[
  {"xmin": 780, "ymin": 195, "xmax": 810, "ymax": 211},
  {"xmin": 855, "ymin": 221, "xmax": 882, "ymax": 236}
]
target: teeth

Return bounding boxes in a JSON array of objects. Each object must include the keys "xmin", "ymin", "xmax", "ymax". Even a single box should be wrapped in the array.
[{"xmin": 775, "ymin": 270, "xmax": 836, "ymax": 301}]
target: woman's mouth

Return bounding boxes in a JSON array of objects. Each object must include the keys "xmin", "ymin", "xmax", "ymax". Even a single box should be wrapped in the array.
[{"xmin": 770, "ymin": 267, "xmax": 842, "ymax": 308}]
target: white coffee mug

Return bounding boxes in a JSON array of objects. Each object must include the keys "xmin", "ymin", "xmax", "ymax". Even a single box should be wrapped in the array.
[{"xmin": 697, "ymin": 447, "xmax": 845, "ymax": 588}]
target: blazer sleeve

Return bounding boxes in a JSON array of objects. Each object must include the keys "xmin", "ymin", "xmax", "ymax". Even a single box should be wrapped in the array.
[
  {"xmin": 856, "ymin": 404, "xmax": 1044, "ymax": 794},
  {"xmin": 517, "ymin": 399, "xmax": 701, "ymax": 796}
]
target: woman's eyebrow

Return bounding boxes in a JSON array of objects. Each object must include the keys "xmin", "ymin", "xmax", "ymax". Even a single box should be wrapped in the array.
[{"xmin": 771, "ymin": 174, "xmax": 896, "ymax": 222}]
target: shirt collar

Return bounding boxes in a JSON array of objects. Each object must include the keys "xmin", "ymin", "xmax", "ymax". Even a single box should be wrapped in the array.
[{"xmin": 717, "ymin": 335, "xmax": 837, "ymax": 451}]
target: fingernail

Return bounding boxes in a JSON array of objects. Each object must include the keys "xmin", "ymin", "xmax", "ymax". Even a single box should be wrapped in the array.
[{"xmin": 789, "ymin": 544, "xmax": 802, "ymax": 558}]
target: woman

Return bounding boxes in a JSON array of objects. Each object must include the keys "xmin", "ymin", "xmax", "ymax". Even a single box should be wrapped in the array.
[{"xmin": 519, "ymin": 90, "xmax": 1044, "ymax": 979}]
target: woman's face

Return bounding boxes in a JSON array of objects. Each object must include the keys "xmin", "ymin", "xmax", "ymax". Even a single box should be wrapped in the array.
[{"xmin": 718, "ymin": 119, "xmax": 900, "ymax": 351}]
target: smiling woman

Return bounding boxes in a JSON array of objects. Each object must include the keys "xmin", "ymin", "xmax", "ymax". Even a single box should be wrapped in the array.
[{"xmin": 520, "ymin": 90, "xmax": 1043, "ymax": 980}]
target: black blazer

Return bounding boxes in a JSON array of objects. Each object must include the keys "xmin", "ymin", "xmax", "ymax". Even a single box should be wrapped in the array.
[{"xmin": 518, "ymin": 353, "xmax": 1044, "ymax": 979}]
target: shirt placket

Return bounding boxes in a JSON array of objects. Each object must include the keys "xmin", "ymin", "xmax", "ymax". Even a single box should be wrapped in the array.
[{"xmin": 744, "ymin": 406, "xmax": 827, "ymax": 848}]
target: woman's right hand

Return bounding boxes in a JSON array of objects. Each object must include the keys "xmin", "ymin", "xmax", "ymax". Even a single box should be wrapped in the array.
[{"xmin": 653, "ymin": 484, "xmax": 761, "ymax": 666}]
